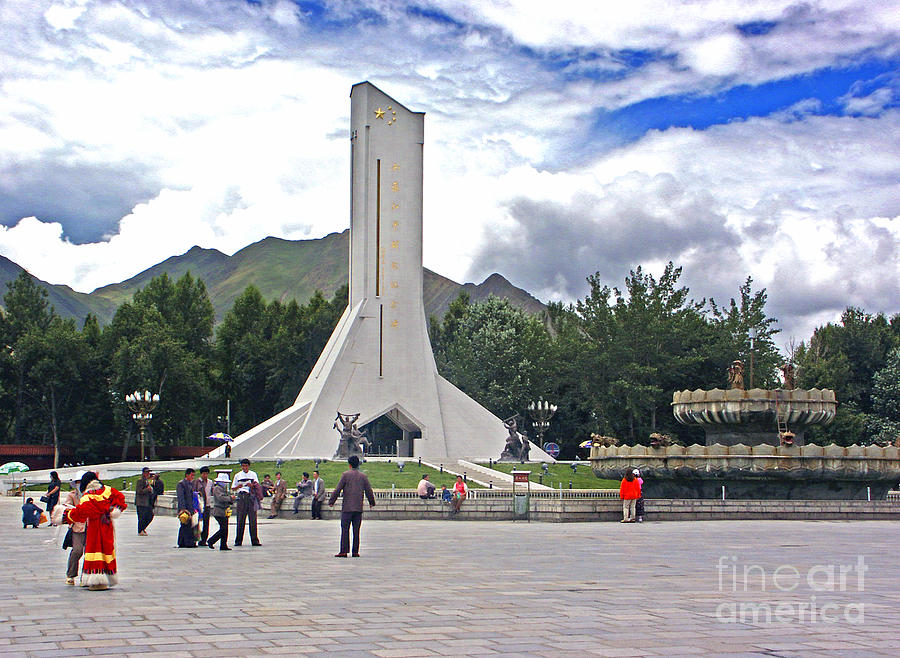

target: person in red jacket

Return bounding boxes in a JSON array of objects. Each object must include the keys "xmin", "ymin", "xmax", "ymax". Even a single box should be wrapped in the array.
[
  {"xmin": 63, "ymin": 471, "xmax": 127, "ymax": 590},
  {"xmin": 619, "ymin": 468, "xmax": 641, "ymax": 523}
]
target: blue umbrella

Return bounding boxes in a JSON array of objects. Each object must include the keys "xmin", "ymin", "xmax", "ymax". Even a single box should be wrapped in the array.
[{"xmin": 207, "ymin": 432, "xmax": 233, "ymax": 442}]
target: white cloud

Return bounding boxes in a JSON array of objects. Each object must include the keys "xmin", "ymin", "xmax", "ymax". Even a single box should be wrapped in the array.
[
  {"xmin": 464, "ymin": 110, "xmax": 900, "ymax": 341},
  {"xmin": 44, "ymin": 3, "xmax": 87, "ymax": 31},
  {"xmin": 0, "ymin": 0, "xmax": 897, "ymax": 345}
]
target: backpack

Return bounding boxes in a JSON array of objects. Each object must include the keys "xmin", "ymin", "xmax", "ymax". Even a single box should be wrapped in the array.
[{"xmin": 250, "ymin": 480, "xmax": 264, "ymax": 502}]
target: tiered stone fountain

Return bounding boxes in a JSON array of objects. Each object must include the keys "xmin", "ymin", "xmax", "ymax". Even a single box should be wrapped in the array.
[{"xmin": 590, "ymin": 367, "xmax": 900, "ymax": 499}]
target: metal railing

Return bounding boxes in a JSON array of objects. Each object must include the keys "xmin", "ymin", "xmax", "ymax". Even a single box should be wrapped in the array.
[{"xmin": 372, "ymin": 488, "xmax": 619, "ymax": 500}]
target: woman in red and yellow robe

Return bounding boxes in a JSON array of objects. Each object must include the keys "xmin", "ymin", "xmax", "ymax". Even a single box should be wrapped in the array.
[{"xmin": 64, "ymin": 474, "xmax": 127, "ymax": 590}]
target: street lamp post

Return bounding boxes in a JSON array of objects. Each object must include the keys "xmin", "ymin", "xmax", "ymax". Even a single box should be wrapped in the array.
[
  {"xmin": 126, "ymin": 390, "xmax": 160, "ymax": 462},
  {"xmin": 748, "ymin": 328, "xmax": 758, "ymax": 389},
  {"xmin": 527, "ymin": 399, "xmax": 557, "ymax": 448}
]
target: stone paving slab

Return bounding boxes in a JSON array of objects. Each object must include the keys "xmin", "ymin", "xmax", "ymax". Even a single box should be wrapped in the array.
[{"xmin": 1, "ymin": 497, "xmax": 898, "ymax": 656}]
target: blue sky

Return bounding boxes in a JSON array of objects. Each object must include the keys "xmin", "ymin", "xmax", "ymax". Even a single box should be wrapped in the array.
[
  {"xmin": 591, "ymin": 61, "xmax": 899, "ymax": 149},
  {"xmin": 0, "ymin": 0, "xmax": 898, "ymax": 342}
]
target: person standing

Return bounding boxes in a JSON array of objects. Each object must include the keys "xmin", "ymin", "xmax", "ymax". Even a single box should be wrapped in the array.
[
  {"xmin": 45, "ymin": 471, "xmax": 62, "ymax": 524},
  {"xmin": 206, "ymin": 473, "xmax": 233, "ymax": 550},
  {"xmin": 232, "ymin": 459, "xmax": 261, "ymax": 546},
  {"xmin": 268, "ymin": 472, "xmax": 287, "ymax": 519},
  {"xmin": 176, "ymin": 468, "xmax": 198, "ymax": 548},
  {"xmin": 194, "ymin": 466, "xmax": 214, "ymax": 546},
  {"xmin": 61, "ymin": 476, "xmax": 86, "ymax": 585},
  {"xmin": 633, "ymin": 468, "xmax": 645, "ymax": 523},
  {"xmin": 151, "ymin": 471, "xmax": 165, "ymax": 507},
  {"xmin": 328, "ymin": 456, "xmax": 375, "ymax": 558},
  {"xmin": 63, "ymin": 471, "xmax": 127, "ymax": 590},
  {"xmin": 135, "ymin": 467, "xmax": 154, "ymax": 536},
  {"xmin": 619, "ymin": 468, "xmax": 641, "ymax": 523},
  {"xmin": 311, "ymin": 470, "xmax": 326, "ymax": 519}
]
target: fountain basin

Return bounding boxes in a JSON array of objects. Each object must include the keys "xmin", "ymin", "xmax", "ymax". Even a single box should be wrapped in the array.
[{"xmin": 589, "ymin": 443, "xmax": 900, "ymax": 499}]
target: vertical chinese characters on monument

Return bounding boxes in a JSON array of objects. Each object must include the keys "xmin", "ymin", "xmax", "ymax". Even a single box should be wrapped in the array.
[{"xmin": 374, "ymin": 106, "xmax": 402, "ymax": 339}]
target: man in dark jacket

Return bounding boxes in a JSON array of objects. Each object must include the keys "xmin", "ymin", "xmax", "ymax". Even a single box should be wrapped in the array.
[
  {"xmin": 135, "ymin": 467, "xmax": 154, "ymax": 536},
  {"xmin": 176, "ymin": 468, "xmax": 197, "ymax": 548},
  {"xmin": 193, "ymin": 466, "xmax": 213, "ymax": 546},
  {"xmin": 328, "ymin": 455, "xmax": 375, "ymax": 558},
  {"xmin": 22, "ymin": 498, "xmax": 42, "ymax": 528}
]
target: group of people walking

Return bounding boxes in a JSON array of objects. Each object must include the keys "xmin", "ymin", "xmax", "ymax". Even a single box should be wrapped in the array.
[{"xmin": 174, "ymin": 459, "xmax": 262, "ymax": 549}]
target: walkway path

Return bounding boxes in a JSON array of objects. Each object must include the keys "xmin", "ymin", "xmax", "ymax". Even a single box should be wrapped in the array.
[{"xmin": 0, "ymin": 497, "xmax": 897, "ymax": 656}]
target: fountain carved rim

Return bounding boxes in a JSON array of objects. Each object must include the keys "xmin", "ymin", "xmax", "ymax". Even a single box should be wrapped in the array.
[
  {"xmin": 588, "ymin": 443, "xmax": 900, "ymax": 476},
  {"xmin": 589, "ymin": 442, "xmax": 897, "ymax": 458},
  {"xmin": 672, "ymin": 387, "xmax": 836, "ymax": 404},
  {"xmin": 671, "ymin": 387, "xmax": 837, "ymax": 428}
]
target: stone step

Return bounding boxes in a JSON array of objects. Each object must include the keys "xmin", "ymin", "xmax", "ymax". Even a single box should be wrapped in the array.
[{"xmin": 457, "ymin": 459, "xmax": 553, "ymax": 490}]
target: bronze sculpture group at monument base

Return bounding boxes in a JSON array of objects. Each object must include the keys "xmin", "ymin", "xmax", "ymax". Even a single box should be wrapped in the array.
[
  {"xmin": 333, "ymin": 411, "xmax": 370, "ymax": 460},
  {"xmin": 498, "ymin": 418, "xmax": 531, "ymax": 462}
]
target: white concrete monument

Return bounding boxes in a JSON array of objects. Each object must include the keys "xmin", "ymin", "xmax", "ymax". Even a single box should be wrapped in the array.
[{"xmin": 217, "ymin": 82, "xmax": 551, "ymax": 462}]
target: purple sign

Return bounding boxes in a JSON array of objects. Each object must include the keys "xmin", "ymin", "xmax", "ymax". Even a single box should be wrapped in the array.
[{"xmin": 543, "ymin": 442, "xmax": 560, "ymax": 458}]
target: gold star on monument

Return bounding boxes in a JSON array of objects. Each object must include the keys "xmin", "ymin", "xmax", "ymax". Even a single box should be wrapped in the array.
[{"xmin": 374, "ymin": 107, "xmax": 385, "ymax": 119}]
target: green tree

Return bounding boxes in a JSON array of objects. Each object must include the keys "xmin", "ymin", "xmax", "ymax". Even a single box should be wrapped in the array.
[
  {"xmin": 573, "ymin": 263, "xmax": 710, "ymax": 443},
  {"xmin": 16, "ymin": 317, "xmax": 87, "ymax": 467},
  {"xmin": 433, "ymin": 295, "xmax": 551, "ymax": 419},
  {"xmin": 214, "ymin": 285, "xmax": 347, "ymax": 433},
  {"xmin": 103, "ymin": 272, "xmax": 216, "ymax": 456},
  {"xmin": 2, "ymin": 271, "xmax": 56, "ymax": 442},
  {"xmin": 869, "ymin": 346, "xmax": 900, "ymax": 443},
  {"xmin": 798, "ymin": 308, "xmax": 898, "ymax": 445},
  {"xmin": 708, "ymin": 277, "xmax": 781, "ymax": 389}
]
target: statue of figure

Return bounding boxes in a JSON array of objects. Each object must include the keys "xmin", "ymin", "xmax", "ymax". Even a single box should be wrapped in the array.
[
  {"xmin": 780, "ymin": 362, "xmax": 796, "ymax": 390},
  {"xmin": 499, "ymin": 418, "xmax": 524, "ymax": 461},
  {"xmin": 520, "ymin": 435, "xmax": 531, "ymax": 462},
  {"xmin": 727, "ymin": 360, "xmax": 745, "ymax": 390},
  {"xmin": 350, "ymin": 424, "xmax": 370, "ymax": 456},
  {"xmin": 334, "ymin": 411, "xmax": 361, "ymax": 459}
]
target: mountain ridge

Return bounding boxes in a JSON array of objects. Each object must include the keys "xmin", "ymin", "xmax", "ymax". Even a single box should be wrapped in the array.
[{"xmin": 0, "ymin": 230, "xmax": 545, "ymax": 324}]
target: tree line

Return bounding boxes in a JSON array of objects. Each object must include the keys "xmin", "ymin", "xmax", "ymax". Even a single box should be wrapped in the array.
[{"xmin": 2, "ymin": 264, "xmax": 898, "ymax": 465}]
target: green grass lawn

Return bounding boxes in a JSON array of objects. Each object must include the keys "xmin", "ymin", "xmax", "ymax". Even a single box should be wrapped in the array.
[
  {"xmin": 479, "ymin": 462, "xmax": 618, "ymax": 489},
  {"xmin": 105, "ymin": 460, "xmax": 477, "ymax": 493}
]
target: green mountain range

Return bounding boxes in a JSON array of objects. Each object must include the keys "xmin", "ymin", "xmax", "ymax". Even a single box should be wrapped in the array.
[{"xmin": 0, "ymin": 230, "xmax": 545, "ymax": 324}]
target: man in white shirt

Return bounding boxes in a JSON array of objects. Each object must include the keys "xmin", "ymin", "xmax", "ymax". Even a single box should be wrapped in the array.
[
  {"xmin": 311, "ymin": 470, "xmax": 326, "ymax": 519},
  {"xmin": 417, "ymin": 474, "xmax": 436, "ymax": 499},
  {"xmin": 231, "ymin": 459, "xmax": 261, "ymax": 546}
]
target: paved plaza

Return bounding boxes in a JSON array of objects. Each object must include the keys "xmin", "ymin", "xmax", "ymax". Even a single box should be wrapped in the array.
[{"xmin": 1, "ymin": 497, "xmax": 898, "ymax": 657}]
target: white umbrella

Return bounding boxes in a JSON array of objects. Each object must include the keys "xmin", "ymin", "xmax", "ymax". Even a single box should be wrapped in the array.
[{"xmin": 0, "ymin": 461, "xmax": 29, "ymax": 474}]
